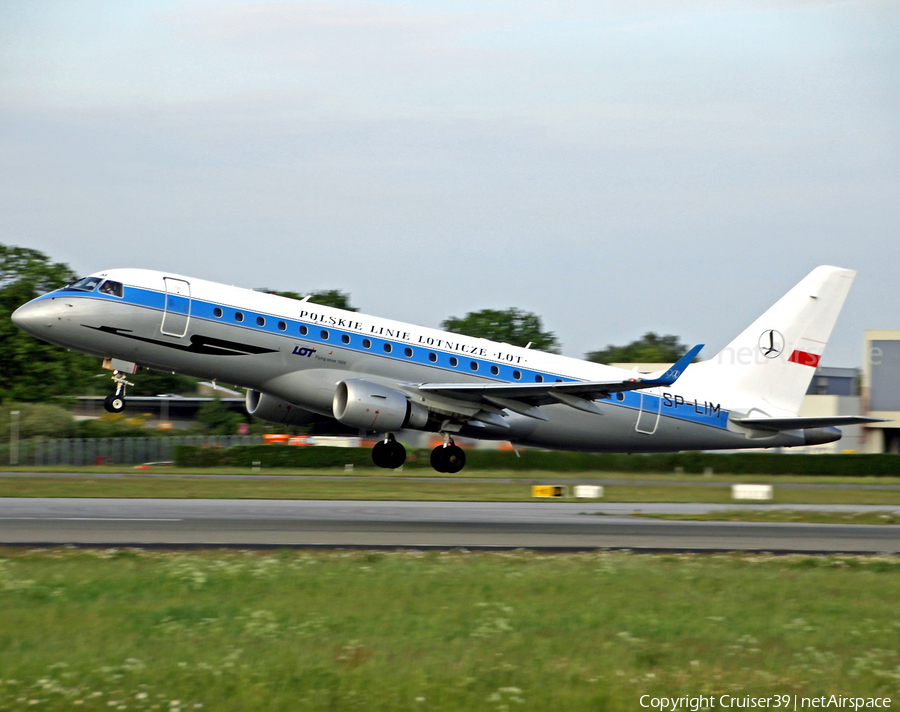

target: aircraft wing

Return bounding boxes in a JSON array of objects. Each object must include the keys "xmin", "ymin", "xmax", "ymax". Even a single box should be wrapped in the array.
[
  {"xmin": 416, "ymin": 344, "xmax": 703, "ymax": 419},
  {"xmin": 731, "ymin": 415, "xmax": 886, "ymax": 431}
]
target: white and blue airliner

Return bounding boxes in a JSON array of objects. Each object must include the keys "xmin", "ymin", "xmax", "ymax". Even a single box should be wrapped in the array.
[{"xmin": 12, "ymin": 265, "xmax": 878, "ymax": 472}]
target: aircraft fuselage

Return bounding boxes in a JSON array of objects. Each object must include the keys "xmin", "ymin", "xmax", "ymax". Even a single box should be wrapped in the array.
[{"xmin": 12, "ymin": 268, "xmax": 841, "ymax": 462}]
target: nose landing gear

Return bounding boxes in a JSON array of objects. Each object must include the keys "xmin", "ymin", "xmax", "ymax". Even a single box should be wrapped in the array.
[{"xmin": 103, "ymin": 370, "xmax": 134, "ymax": 413}]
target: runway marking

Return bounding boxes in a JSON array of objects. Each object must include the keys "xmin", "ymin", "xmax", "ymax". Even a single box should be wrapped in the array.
[{"xmin": 0, "ymin": 517, "xmax": 183, "ymax": 522}]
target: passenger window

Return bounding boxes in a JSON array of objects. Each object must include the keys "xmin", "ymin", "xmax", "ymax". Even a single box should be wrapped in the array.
[
  {"xmin": 299, "ymin": 325, "xmax": 308, "ymax": 336},
  {"xmin": 235, "ymin": 312, "xmax": 244, "ymax": 323},
  {"xmin": 449, "ymin": 357, "xmax": 458, "ymax": 367},
  {"xmin": 616, "ymin": 392, "xmax": 625, "ymax": 401},
  {"xmin": 214, "ymin": 307, "xmax": 223, "ymax": 318},
  {"xmin": 470, "ymin": 361, "xmax": 478, "ymax": 371},
  {"xmin": 490, "ymin": 365, "xmax": 499, "ymax": 376},
  {"xmin": 277, "ymin": 321, "xmax": 286, "ymax": 331},
  {"xmin": 513, "ymin": 370, "xmax": 522, "ymax": 380},
  {"xmin": 535, "ymin": 375, "xmax": 544, "ymax": 383},
  {"xmin": 404, "ymin": 347, "xmax": 413, "ymax": 357},
  {"xmin": 428, "ymin": 353, "xmax": 437, "ymax": 363},
  {"xmin": 257, "ymin": 316, "xmax": 266, "ymax": 327},
  {"xmin": 321, "ymin": 330, "xmax": 329, "ymax": 340},
  {"xmin": 384, "ymin": 343, "xmax": 392, "ymax": 353},
  {"xmin": 363, "ymin": 338, "xmax": 372, "ymax": 349},
  {"xmin": 342, "ymin": 334, "xmax": 351, "ymax": 344}
]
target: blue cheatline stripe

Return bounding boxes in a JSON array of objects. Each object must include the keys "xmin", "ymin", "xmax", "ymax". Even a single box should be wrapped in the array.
[{"xmin": 38, "ymin": 285, "xmax": 729, "ymax": 430}]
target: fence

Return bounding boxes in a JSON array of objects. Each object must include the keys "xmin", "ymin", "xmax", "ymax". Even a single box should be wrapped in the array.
[{"xmin": 3, "ymin": 436, "xmax": 263, "ymax": 468}]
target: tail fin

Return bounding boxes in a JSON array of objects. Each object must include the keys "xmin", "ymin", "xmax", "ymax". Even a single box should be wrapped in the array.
[{"xmin": 690, "ymin": 266, "xmax": 855, "ymax": 414}]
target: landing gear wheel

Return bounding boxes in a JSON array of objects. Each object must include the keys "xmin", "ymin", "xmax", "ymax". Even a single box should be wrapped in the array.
[
  {"xmin": 372, "ymin": 436, "xmax": 407, "ymax": 469},
  {"xmin": 104, "ymin": 368, "xmax": 134, "ymax": 414},
  {"xmin": 104, "ymin": 394, "xmax": 126, "ymax": 413},
  {"xmin": 430, "ymin": 443, "xmax": 466, "ymax": 474}
]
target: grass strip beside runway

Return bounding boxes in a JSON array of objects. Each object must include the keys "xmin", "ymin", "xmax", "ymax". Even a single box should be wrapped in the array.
[
  {"xmin": 0, "ymin": 548, "xmax": 898, "ymax": 711},
  {"xmin": 6, "ymin": 466, "xmax": 900, "ymax": 486},
  {"xmin": 3, "ymin": 475, "xmax": 900, "ymax": 505}
]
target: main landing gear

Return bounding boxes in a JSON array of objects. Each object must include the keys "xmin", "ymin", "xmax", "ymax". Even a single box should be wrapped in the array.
[
  {"xmin": 431, "ymin": 437, "xmax": 465, "ymax": 474},
  {"xmin": 103, "ymin": 370, "xmax": 133, "ymax": 413},
  {"xmin": 371, "ymin": 434, "xmax": 466, "ymax": 473},
  {"xmin": 371, "ymin": 434, "xmax": 407, "ymax": 469}
]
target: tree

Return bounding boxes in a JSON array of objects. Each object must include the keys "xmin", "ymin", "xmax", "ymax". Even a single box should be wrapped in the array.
[
  {"xmin": 0, "ymin": 402, "xmax": 76, "ymax": 440},
  {"xmin": 586, "ymin": 332, "xmax": 688, "ymax": 364},
  {"xmin": 441, "ymin": 308, "xmax": 560, "ymax": 353},
  {"xmin": 0, "ymin": 245, "xmax": 76, "ymax": 292},
  {"xmin": 195, "ymin": 397, "xmax": 244, "ymax": 435},
  {"xmin": 262, "ymin": 288, "xmax": 358, "ymax": 312},
  {"xmin": 0, "ymin": 245, "xmax": 99, "ymax": 401},
  {"xmin": 307, "ymin": 289, "xmax": 357, "ymax": 312}
]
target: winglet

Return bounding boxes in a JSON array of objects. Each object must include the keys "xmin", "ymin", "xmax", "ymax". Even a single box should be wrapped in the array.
[{"xmin": 640, "ymin": 344, "xmax": 704, "ymax": 387}]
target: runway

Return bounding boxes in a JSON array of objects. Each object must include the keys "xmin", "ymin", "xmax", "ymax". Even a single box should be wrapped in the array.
[{"xmin": 1, "ymin": 498, "xmax": 898, "ymax": 553}]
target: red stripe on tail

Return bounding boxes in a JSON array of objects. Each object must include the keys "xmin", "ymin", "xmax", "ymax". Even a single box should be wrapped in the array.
[{"xmin": 788, "ymin": 350, "xmax": 821, "ymax": 367}]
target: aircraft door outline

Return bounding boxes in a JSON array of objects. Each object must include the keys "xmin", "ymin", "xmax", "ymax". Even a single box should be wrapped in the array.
[
  {"xmin": 635, "ymin": 387, "xmax": 662, "ymax": 435},
  {"xmin": 161, "ymin": 277, "xmax": 191, "ymax": 338}
]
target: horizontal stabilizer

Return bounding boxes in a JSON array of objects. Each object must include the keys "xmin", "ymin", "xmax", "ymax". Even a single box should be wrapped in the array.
[{"xmin": 733, "ymin": 416, "xmax": 885, "ymax": 431}]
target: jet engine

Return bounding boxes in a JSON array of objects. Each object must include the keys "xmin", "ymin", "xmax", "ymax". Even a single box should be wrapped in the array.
[
  {"xmin": 245, "ymin": 389, "xmax": 320, "ymax": 426},
  {"xmin": 333, "ymin": 379, "xmax": 428, "ymax": 432}
]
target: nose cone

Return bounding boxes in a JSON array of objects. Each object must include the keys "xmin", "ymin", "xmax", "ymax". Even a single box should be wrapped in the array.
[{"xmin": 11, "ymin": 300, "xmax": 46, "ymax": 337}]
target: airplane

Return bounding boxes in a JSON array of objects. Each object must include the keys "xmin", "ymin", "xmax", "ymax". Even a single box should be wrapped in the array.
[{"xmin": 11, "ymin": 265, "xmax": 881, "ymax": 472}]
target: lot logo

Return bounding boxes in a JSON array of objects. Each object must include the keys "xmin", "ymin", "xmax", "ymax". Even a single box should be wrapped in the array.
[
  {"xmin": 758, "ymin": 329, "xmax": 784, "ymax": 359},
  {"xmin": 292, "ymin": 346, "xmax": 317, "ymax": 357}
]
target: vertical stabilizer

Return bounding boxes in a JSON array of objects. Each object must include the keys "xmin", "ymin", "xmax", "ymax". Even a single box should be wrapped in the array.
[{"xmin": 694, "ymin": 266, "xmax": 855, "ymax": 414}]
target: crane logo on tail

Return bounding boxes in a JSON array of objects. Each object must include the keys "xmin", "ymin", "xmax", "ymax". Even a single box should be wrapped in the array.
[{"xmin": 758, "ymin": 329, "xmax": 784, "ymax": 359}]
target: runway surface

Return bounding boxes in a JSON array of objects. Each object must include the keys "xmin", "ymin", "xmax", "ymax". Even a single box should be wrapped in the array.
[{"xmin": 1, "ymin": 498, "xmax": 898, "ymax": 553}]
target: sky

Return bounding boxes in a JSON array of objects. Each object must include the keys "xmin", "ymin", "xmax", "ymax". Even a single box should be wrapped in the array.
[{"xmin": 1, "ymin": 0, "xmax": 898, "ymax": 367}]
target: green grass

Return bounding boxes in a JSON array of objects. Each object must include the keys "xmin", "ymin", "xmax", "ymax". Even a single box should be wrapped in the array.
[
  {"xmin": 0, "ymin": 549, "xmax": 898, "ymax": 711},
  {"xmin": 0, "ymin": 476, "xmax": 528, "ymax": 501},
  {"xmin": 634, "ymin": 510, "xmax": 900, "ymax": 525},
  {"xmin": 3, "ymin": 474, "xmax": 900, "ymax": 505}
]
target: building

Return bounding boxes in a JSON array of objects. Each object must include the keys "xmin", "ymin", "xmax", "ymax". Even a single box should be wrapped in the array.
[
  {"xmin": 797, "ymin": 366, "xmax": 863, "ymax": 453},
  {"xmin": 861, "ymin": 330, "xmax": 900, "ymax": 454}
]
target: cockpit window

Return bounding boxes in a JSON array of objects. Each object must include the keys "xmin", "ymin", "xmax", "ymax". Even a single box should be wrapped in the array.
[
  {"xmin": 67, "ymin": 277, "xmax": 103, "ymax": 292},
  {"xmin": 99, "ymin": 280, "xmax": 124, "ymax": 297}
]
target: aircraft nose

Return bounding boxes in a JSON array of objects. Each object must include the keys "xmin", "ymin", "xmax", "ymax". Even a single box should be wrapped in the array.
[{"xmin": 11, "ymin": 300, "xmax": 50, "ymax": 336}]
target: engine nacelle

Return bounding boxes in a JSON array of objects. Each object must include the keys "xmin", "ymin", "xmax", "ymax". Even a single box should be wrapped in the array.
[
  {"xmin": 245, "ymin": 390, "xmax": 320, "ymax": 426},
  {"xmin": 333, "ymin": 379, "xmax": 428, "ymax": 432}
]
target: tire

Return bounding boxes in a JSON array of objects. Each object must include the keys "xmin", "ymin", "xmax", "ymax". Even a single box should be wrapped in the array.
[
  {"xmin": 372, "ymin": 440, "xmax": 391, "ymax": 468},
  {"xmin": 431, "ymin": 444, "xmax": 465, "ymax": 473},
  {"xmin": 104, "ymin": 394, "xmax": 126, "ymax": 413},
  {"xmin": 430, "ymin": 445, "xmax": 449, "ymax": 473},
  {"xmin": 385, "ymin": 440, "xmax": 407, "ymax": 469},
  {"xmin": 443, "ymin": 445, "xmax": 466, "ymax": 474},
  {"xmin": 373, "ymin": 439, "xmax": 406, "ymax": 469}
]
